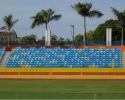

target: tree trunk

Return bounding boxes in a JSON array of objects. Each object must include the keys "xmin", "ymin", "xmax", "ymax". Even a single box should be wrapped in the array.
[
  {"xmin": 45, "ymin": 23, "xmax": 47, "ymax": 30},
  {"xmin": 10, "ymin": 33, "xmax": 11, "ymax": 45},
  {"xmin": 121, "ymin": 27, "xmax": 123, "ymax": 46},
  {"xmin": 8, "ymin": 29, "xmax": 10, "ymax": 46},
  {"xmin": 83, "ymin": 16, "xmax": 86, "ymax": 46}
]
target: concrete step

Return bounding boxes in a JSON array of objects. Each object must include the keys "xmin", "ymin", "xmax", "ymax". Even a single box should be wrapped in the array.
[
  {"xmin": 0, "ymin": 51, "xmax": 12, "ymax": 67},
  {"xmin": 122, "ymin": 52, "xmax": 125, "ymax": 68}
]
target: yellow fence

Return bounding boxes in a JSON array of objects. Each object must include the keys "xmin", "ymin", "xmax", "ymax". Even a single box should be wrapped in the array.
[
  {"xmin": 0, "ymin": 68, "xmax": 125, "ymax": 72},
  {"xmin": 0, "ymin": 68, "xmax": 125, "ymax": 80}
]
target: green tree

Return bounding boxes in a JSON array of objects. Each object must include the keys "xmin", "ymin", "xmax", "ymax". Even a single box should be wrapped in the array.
[
  {"xmin": 111, "ymin": 7, "xmax": 125, "ymax": 44},
  {"xmin": 30, "ymin": 8, "xmax": 62, "ymax": 30},
  {"xmin": 75, "ymin": 34, "xmax": 83, "ymax": 41},
  {"xmin": 1, "ymin": 14, "xmax": 18, "ymax": 45},
  {"xmin": 71, "ymin": 2, "xmax": 103, "ymax": 45},
  {"xmin": 86, "ymin": 30, "xmax": 94, "ymax": 41},
  {"xmin": 93, "ymin": 19, "xmax": 122, "ymax": 41},
  {"xmin": 21, "ymin": 34, "xmax": 36, "ymax": 44}
]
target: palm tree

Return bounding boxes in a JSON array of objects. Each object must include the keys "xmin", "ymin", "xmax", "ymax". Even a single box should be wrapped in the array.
[
  {"xmin": 1, "ymin": 14, "xmax": 18, "ymax": 45},
  {"xmin": 111, "ymin": 7, "xmax": 125, "ymax": 45},
  {"xmin": 51, "ymin": 34, "xmax": 58, "ymax": 41},
  {"xmin": 30, "ymin": 8, "xmax": 62, "ymax": 30},
  {"xmin": 58, "ymin": 37, "xmax": 64, "ymax": 42},
  {"xmin": 71, "ymin": 2, "xmax": 103, "ymax": 45},
  {"xmin": 66, "ymin": 38, "xmax": 70, "ymax": 42}
]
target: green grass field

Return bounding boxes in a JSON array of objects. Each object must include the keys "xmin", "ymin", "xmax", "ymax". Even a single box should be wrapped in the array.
[{"xmin": 0, "ymin": 80, "xmax": 125, "ymax": 99}]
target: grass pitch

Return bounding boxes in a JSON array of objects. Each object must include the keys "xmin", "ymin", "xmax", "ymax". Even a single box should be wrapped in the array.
[{"xmin": 0, "ymin": 80, "xmax": 125, "ymax": 99}]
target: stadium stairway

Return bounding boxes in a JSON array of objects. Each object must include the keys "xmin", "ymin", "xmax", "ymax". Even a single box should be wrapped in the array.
[
  {"xmin": 122, "ymin": 52, "xmax": 125, "ymax": 68},
  {"xmin": 0, "ymin": 51, "xmax": 12, "ymax": 68}
]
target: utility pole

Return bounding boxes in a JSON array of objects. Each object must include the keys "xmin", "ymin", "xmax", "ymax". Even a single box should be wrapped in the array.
[{"xmin": 24, "ymin": 28, "xmax": 30, "ymax": 36}]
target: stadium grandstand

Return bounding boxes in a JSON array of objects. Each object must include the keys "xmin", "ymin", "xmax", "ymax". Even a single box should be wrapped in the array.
[{"xmin": 0, "ymin": 44, "xmax": 125, "ymax": 80}]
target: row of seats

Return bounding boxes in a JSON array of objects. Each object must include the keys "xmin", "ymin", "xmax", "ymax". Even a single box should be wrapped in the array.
[{"xmin": 6, "ymin": 47, "xmax": 122, "ymax": 68}]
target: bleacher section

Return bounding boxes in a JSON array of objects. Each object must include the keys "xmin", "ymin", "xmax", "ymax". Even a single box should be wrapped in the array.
[
  {"xmin": 0, "ymin": 47, "xmax": 5, "ymax": 61},
  {"xmin": 6, "ymin": 47, "xmax": 121, "ymax": 68}
]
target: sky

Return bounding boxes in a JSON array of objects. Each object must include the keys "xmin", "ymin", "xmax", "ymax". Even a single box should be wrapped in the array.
[{"xmin": 0, "ymin": 0, "xmax": 125, "ymax": 40}]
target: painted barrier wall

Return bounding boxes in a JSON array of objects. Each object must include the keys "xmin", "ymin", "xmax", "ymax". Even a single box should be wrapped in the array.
[
  {"xmin": 0, "ymin": 68, "xmax": 125, "ymax": 72},
  {"xmin": 1, "ymin": 46, "xmax": 125, "ymax": 52},
  {"xmin": 0, "ymin": 68, "xmax": 125, "ymax": 80}
]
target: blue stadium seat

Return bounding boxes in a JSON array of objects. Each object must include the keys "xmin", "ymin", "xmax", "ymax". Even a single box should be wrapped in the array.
[{"xmin": 6, "ymin": 47, "xmax": 122, "ymax": 68}]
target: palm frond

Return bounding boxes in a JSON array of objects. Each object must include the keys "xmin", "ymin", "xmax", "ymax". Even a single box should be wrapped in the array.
[
  {"xmin": 71, "ymin": 2, "xmax": 93, "ymax": 17},
  {"xmin": 30, "ymin": 16, "xmax": 36, "ymax": 19},
  {"xmin": 84, "ymin": 2, "xmax": 92, "ymax": 12},
  {"xmin": 30, "ymin": 12, "xmax": 45, "ymax": 28},
  {"xmin": 11, "ymin": 19, "xmax": 19, "ymax": 28},
  {"xmin": 88, "ymin": 10, "xmax": 103, "ymax": 18},
  {"xmin": 0, "ymin": 26, "xmax": 6, "ymax": 30},
  {"xmin": 47, "ymin": 8, "xmax": 55, "ymax": 18},
  {"xmin": 37, "ymin": 9, "xmax": 48, "ymax": 24},
  {"xmin": 49, "ymin": 14, "xmax": 62, "ymax": 22},
  {"xmin": 111, "ymin": 7, "xmax": 121, "ymax": 19},
  {"xmin": 30, "ymin": 23, "xmax": 36, "ymax": 28},
  {"xmin": 30, "ymin": 15, "xmax": 36, "ymax": 28}
]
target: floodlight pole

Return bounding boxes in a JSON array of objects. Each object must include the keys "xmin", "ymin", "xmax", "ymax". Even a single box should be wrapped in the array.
[
  {"xmin": 71, "ymin": 25, "xmax": 74, "ymax": 46},
  {"xmin": 70, "ymin": 31, "xmax": 73, "ymax": 45}
]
